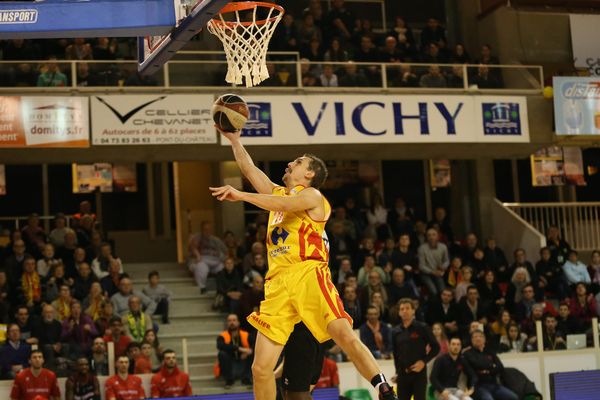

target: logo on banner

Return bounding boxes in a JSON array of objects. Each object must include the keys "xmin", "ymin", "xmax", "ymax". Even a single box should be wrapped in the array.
[
  {"xmin": 96, "ymin": 96, "xmax": 167, "ymax": 124},
  {"xmin": 0, "ymin": 10, "xmax": 37, "ymax": 24},
  {"xmin": 482, "ymin": 103, "xmax": 521, "ymax": 135},
  {"xmin": 560, "ymin": 81, "xmax": 600, "ymax": 99},
  {"xmin": 241, "ymin": 103, "xmax": 272, "ymax": 137}
]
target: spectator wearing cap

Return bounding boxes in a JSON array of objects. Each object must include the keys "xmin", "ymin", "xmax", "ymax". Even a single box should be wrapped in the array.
[
  {"xmin": 31, "ymin": 304, "xmax": 64, "ymax": 370},
  {"xmin": 122, "ymin": 296, "xmax": 153, "ymax": 343},
  {"xmin": 103, "ymin": 317, "xmax": 132, "ymax": 358},
  {"xmin": 142, "ymin": 270, "xmax": 172, "ymax": 324},
  {"xmin": 89, "ymin": 337, "xmax": 109, "ymax": 376},
  {"xmin": 91, "ymin": 242, "xmax": 123, "ymax": 279},
  {"xmin": 49, "ymin": 213, "xmax": 70, "ymax": 248},
  {"xmin": 111, "ymin": 276, "xmax": 157, "ymax": 317},
  {"xmin": 65, "ymin": 357, "xmax": 100, "ymax": 400},
  {"xmin": 563, "ymin": 250, "xmax": 591, "ymax": 287},
  {"xmin": 61, "ymin": 300, "xmax": 98, "ymax": 358},
  {"xmin": 0, "ymin": 323, "xmax": 31, "ymax": 379},
  {"xmin": 18, "ymin": 256, "xmax": 42, "ymax": 311}
]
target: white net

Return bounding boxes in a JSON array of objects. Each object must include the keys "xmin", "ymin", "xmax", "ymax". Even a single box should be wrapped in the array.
[{"xmin": 207, "ymin": 2, "xmax": 283, "ymax": 88}]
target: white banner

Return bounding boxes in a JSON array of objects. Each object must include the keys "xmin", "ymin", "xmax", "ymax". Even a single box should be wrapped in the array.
[
  {"xmin": 226, "ymin": 95, "xmax": 529, "ymax": 145},
  {"xmin": 570, "ymin": 14, "xmax": 600, "ymax": 75},
  {"xmin": 91, "ymin": 95, "xmax": 215, "ymax": 145}
]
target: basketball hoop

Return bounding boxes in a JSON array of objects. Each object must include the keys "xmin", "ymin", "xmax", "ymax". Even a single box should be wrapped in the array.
[{"xmin": 207, "ymin": 1, "xmax": 284, "ymax": 88}]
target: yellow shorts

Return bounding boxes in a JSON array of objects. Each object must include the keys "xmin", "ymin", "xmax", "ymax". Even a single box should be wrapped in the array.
[{"xmin": 247, "ymin": 262, "xmax": 352, "ymax": 345}]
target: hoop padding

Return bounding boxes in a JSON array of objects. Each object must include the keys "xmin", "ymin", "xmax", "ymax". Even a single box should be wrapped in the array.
[{"xmin": 207, "ymin": 2, "xmax": 284, "ymax": 88}]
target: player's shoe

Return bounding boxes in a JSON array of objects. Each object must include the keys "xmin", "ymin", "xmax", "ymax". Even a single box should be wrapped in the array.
[{"xmin": 378, "ymin": 382, "xmax": 397, "ymax": 400}]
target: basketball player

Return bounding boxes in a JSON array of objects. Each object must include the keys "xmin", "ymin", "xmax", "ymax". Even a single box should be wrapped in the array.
[{"xmin": 210, "ymin": 127, "xmax": 397, "ymax": 400}]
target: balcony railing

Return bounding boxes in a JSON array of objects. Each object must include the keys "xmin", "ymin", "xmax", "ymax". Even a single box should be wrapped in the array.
[{"xmin": 0, "ymin": 52, "xmax": 544, "ymax": 92}]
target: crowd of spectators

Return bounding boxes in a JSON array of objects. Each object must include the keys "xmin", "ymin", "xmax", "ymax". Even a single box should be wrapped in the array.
[
  {"xmin": 0, "ymin": 200, "xmax": 173, "ymax": 396},
  {"xmin": 204, "ymin": 191, "xmax": 599, "ymax": 395}
]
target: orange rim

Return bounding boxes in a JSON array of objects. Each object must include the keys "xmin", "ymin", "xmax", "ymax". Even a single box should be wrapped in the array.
[{"xmin": 210, "ymin": 1, "xmax": 284, "ymax": 27}]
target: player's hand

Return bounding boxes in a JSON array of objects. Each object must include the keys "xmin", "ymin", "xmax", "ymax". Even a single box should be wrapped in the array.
[
  {"xmin": 440, "ymin": 390, "xmax": 450, "ymax": 400},
  {"xmin": 209, "ymin": 185, "xmax": 244, "ymax": 202},
  {"xmin": 409, "ymin": 360, "xmax": 425, "ymax": 373},
  {"xmin": 465, "ymin": 387, "xmax": 475, "ymax": 396},
  {"xmin": 215, "ymin": 124, "xmax": 241, "ymax": 142}
]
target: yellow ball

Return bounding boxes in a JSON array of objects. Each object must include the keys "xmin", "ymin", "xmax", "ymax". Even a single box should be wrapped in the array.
[{"xmin": 543, "ymin": 86, "xmax": 553, "ymax": 99}]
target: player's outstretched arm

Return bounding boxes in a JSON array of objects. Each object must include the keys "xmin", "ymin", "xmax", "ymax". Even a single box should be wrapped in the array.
[
  {"xmin": 218, "ymin": 126, "xmax": 276, "ymax": 194},
  {"xmin": 210, "ymin": 185, "xmax": 322, "ymax": 213}
]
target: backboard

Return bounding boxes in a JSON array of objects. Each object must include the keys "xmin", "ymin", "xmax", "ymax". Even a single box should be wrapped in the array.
[{"xmin": 137, "ymin": 0, "xmax": 231, "ymax": 75}]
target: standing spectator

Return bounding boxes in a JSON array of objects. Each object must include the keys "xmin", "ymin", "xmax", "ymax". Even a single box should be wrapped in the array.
[
  {"xmin": 89, "ymin": 338, "xmax": 109, "ymax": 376},
  {"xmin": 457, "ymin": 286, "xmax": 488, "ymax": 332},
  {"xmin": 187, "ymin": 221, "xmax": 227, "ymax": 294},
  {"xmin": 10, "ymin": 350, "xmax": 60, "ymax": 400},
  {"xmin": 150, "ymin": 349, "xmax": 192, "ymax": 398},
  {"xmin": 215, "ymin": 257, "xmax": 243, "ymax": 314},
  {"xmin": 111, "ymin": 277, "xmax": 157, "ymax": 317},
  {"xmin": 419, "ymin": 65, "xmax": 446, "ymax": 88},
  {"xmin": 105, "ymin": 356, "xmax": 145, "ymax": 400},
  {"xmin": 430, "ymin": 337, "xmax": 475, "ymax": 400},
  {"xmin": 425, "ymin": 288, "xmax": 459, "ymax": 335},
  {"xmin": 51, "ymin": 284, "xmax": 73, "ymax": 321},
  {"xmin": 498, "ymin": 323, "xmax": 527, "ymax": 354},
  {"xmin": 360, "ymin": 306, "xmax": 392, "ymax": 359},
  {"xmin": 103, "ymin": 317, "xmax": 132, "ymax": 358},
  {"xmin": 325, "ymin": 0, "xmax": 354, "ymax": 43},
  {"xmin": 419, "ymin": 18, "xmax": 446, "ymax": 52},
  {"xmin": 19, "ymin": 256, "xmax": 42, "ymax": 311},
  {"xmin": 121, "ymin": 296, "xmax": 153, "ymax": 343},
  {"xmin": 142, "ymin": 270, "xmax": 172, "ymax": 324},
  {"xmin": 0, "ymin": 324, "xmax": 31, "ymax": 379},
  {"xmin": 483, "ymin": 238, "xmax": 509, "ymax": 283},
  {"xmin": 61, "ymin": 300, "xmax": 98, "ymax": 358},
  {"xmin": 563, "ymin": 250, "xmax": 591, "ymax": 287},
  {"xmin": 536, "ymin": 247, "xmax": 566, "ymax": 299},
  {"xmin": 392, "ymin": 299, "xmax": 440, "ymax": 400},
  {"xmin": 37, "ymin": 57, "xmax": 68, "ymax": 87},
  {"xmin": 65, "ymin": 357, "xmax": 100, "ymax": 400},
  {"xmin": 31, "ymin": 305, "xmax": 64, "ymax": 370},
  {"xmin": 91, "ymin": 243, "xmax": 122, "ymax": 279},
  {"xmin": 217, "ymin": 314, "xmax": 253, "ymax": 389},
  {"xmin": 388, "ymin": 17, "xmax": 416, "ymax": 57},
  {"xmin": 37, "ymin": 243, "xmax": 60, "ymax": 279},
  {"xmin": 463, "ymin": 331, "xmax": 518, "ymax": 400},
  {"xmin": 5, "ymin": 239, "xmax": 29, "ymax": 287},
  {"xmin": 49, "ymin": 213, "xmax": 70, "ymax": 248},
  {"xmin": 418, "ymin": 228, "xmax": 449, "ymax": 297},
  {"xmin": 73, "ymin": 262, "xmax": 97, "ymax": 301}
]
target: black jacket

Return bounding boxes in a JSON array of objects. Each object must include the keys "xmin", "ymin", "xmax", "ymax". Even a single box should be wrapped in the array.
[
  {"xmin": 501, "ymin": 368, "xmax": 541, "ymax": 399},
  {"xmin": 463, "ymin": 347, "xmax": 504, "ymax": 386},
  {"xmin": 430, "ymin": 353, "xmax": 476, "ymax": 392},
  {"xmin": 391, "ymin": 320, "xmax": 439, "ymax": 374},
  {"xmin": 425, "ymin": 299, "xmax": 459, "ymax": 326},
  {"xmin": 216, "ymin": 269, "xmax": 243, "ymax": 295},
  {"xmin": 457, "ymin": 298, "xmax": 488, "ymax": 327}
]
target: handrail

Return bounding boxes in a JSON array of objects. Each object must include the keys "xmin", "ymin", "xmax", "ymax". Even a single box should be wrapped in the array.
[{"xmin": 504, "ymin": 201, "xmax": 600, "ymax": 207}]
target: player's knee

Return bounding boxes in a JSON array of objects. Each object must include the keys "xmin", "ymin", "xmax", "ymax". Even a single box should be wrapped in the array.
[
  {"xmin": 328, "ymin": 320, "xmax": 356, "ymax": 347},
  {"xmin": 251, "ymin": 361, "xmax": 273, "ymax": 381}
]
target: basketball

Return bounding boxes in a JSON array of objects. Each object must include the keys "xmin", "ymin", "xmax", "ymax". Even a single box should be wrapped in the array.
[{"xmin": 212, "ymin": 94, "xmax": 249, "ymax": 132}]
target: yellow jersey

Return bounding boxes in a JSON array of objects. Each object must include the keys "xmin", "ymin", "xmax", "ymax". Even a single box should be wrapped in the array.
[{"xmin": 266, "ymin": 185, "xmax": 331, "ymax": 277}]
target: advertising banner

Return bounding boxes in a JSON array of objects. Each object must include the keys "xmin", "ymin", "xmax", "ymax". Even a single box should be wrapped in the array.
[
  {"xmin": 530, "ymin": 146, "xmax": 586, "ymax": 187},
  {"xmin": 91, "ymin": 95, "xmax": 216, "ymax": 145},
  {"xmin": 569, "ymin": 14, "xmax": 600, "ymax": 75},
  {"xmin": 112, "ymin": 163, "xmax": 138, "ymax": 192},
  {"xmin": 72, "ymin": 163, "xmax": 113, "ymax": 193},
  {"xmin": 430, "ymin": 159, "xmax": 451, "ymax": 188},
  {"xmin": 0, "ymin": 96, "xmax": 89, "ymax": 148},
  {"xmin": 225, "ymin": 94, "xmax": 529, "ymax": 145},
  {"xmin": 553, "ymin": 77, "xmax": 600, "ymax": 135}
]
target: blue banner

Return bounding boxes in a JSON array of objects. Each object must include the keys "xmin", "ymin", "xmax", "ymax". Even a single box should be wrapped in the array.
[{"xmin": 553, "ymin": 76, "xmax": 600, "ymax": 135}]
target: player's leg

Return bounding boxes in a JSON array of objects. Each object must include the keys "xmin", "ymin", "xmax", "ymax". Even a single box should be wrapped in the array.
[
  {"xmin": 252, "ymin": 332, "xmax": 284, "ymax": 400},
  {"xmin": 190, "ymin": 260, "xmax": 209, "ymax": 292},
  {"xmin": 282, "ymin": 323, "xmax": 323, "ymax": 400}
]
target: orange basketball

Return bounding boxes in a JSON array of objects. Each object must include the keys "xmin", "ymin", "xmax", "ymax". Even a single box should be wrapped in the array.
[{"xmin": 212, "ymin": 94, "xmax": 249, "ymax": 132}]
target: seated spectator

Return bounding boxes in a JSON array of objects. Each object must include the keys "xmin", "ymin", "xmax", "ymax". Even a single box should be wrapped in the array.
[
  {"xmin": 143, "ymin": 329, "xmax": 163, "ymax": 372},
  {"xmin": 83, "ymin": 282, "xmax": 106, "ymax": 322},
  {"xmin": 217, "ymin": 314, "xmax": 253, "ymax": 389},
  {"xmin": 361, "ymin": 271, "xmax": 389, "ymax": 310},
  {"xmin": 471, "ymin": 65, "xmax": 501, "ymax": 89},
  {"xmin": 451, "ymin": 43, "xmax": 471, "ymax": 63},
  {"xmin": 65, "ymin": 357, "xmax": 100, "ymax": 400},
  {"xmin": 357, "ymin": 255, "xmax": 389, "ymax": 287},
  {"xmin": 134, "ymin": 342, "xmax": 153, "ymax": 374},
  {"xmin": 428, "ymin": 207, "xmax": 454, "ymax": 243},
  {"xmin": 94, "ymin": 301, "xmax": 114, "ymax": 336},
  {"xmin": 65, "ymin": 38, "xmax": 93, "ymax": 60},
  {"xmin": 463, "ymin": 330, "xmax": 518, "ymax": 400},
  {"xmin": 498, "ymin": 322, "xmax": 527, "ymax": 354},
  {"xmin": 563, "ymin": 250, "xmax": 591, "ymax": 287},
  {"xmin": 510, "ymin": 248, "xmax": 540, "ymax": 293},
  {"xmin": 103, "ymin": 317, "xmax": 132, "ymax": 358},
  {"xmin": 536, "ymin": 246, "xmax": 566, "ymax": 299},
  {"xmin": 478, "ymin": 270, "xmax": 505, "ymax": 316},
  {"xmin": 93, "ymin": 37, "xmax": 118, "ymax": 60},
  {"xmin": 21, "ymin": 213, "xmax": 46, "ymax": 255},
  {"xmin": 520, "ymin": 303, "xmax": 545, "ymax": 338},
  {"xmin": 75, "ymin": 215, "xmax": 95, "ymax": 248},
  {"xmin": 143, "ymin": 270, "xmax": 172, "ymax": 324},
  {"xmin": 122, "ymin": 296, "xmax": 153, "ymax": 343},
  {"xmin": 297, "ymin": 11, "xmax": 322, "ymax": 49},
  {"xmin": 380, "ymin": 36, "xmax": 404, "ymax": 63},
  {"xmin": 325, "ymin": 0, "xmax": 354, "ymax": 43},
  {"xmin": 365, "ymin": 193, "xmax": 390, "ymax": 240},
  {"xmin": 557, "ymin": 301, "xmax": 581, "ymax": 335},
  {"xmin": 421, "ymin": 43, "xmax": 448, "ymax": 64},
  {"xmin": 378, "ymin": 238, "xmax": 399, "ymax": 270},
  {"xmin": 418, "ymin": 228, "xmax": 449, "ymax": 297},
  {"xmin": 425, "ymin": 288, "xmax": 459, "ymax": 335},
  {"xmin": 19, "ymin": 256, "xmax": 42, "ymax": 310},
  {"xmin": 243, "ymin": 253, "xmax": 268, "ymax": 287},
  {"xmin": 356, "ymin": 237, "xmax": 377, "ymax": 267},
  {"xmin": 420, "ymin": 17, "xmax": 446, "ymax": 52},
  {"xmin": 483, "ymin": 238, "xmax": 509, "ymax": 283},
  {"xmin": 469, "ymin": 248, "xmax": 488, "ymax": 278},
  {"xmin": 37, "ymin": 57, "xmax": 68, "ymax": 87},
  {"xmin": 506, "ymin": 267, "xmax": 531, "ymax": 313},
  {"xmin": 420, "ymin": 65, "xmax": 446, "ymax": 88},
  {"xmin": 238, "ymin": 275, "xmax": 264, "ymax": 332},
  {"xmin": 215, "ymin": 257, "xmax": 243, "ymax": 314},
  {"xmin": 570, "ymin": 282, "xmax": 597, "ymax": 329},
  {"xmin": 61, "ymin": 300, "xmax": 98, "ymax": 358},
  {"xmin": 89, "ymin": 337, "xmax": 109, "ymax": 376},
  {"xmin": 334, "ymin": 257, "xmax": 353, "ymax": 286},
  {"xmin": 490, "ymin": 310, "xmax": 512, "ymax": 338},
  {"xmin": 10, "ymin": 350, "xmax": 60, "ymax": 400},
  {"xmin": 394, "ymin": 64, "xmax": 419, "ymax": 87},
  {"xmin": 31, "ymin": 304, "xmax": 64, "ymax": 370},
  {"xmin": 589, "ymin": 250, "xmax": 600, "ymax": 293},
  {"xmin": 272, "ymin": 14, "xmax": 298, "ymax": 52},
  {"xmin": 430, "ymin": 337, "xmax": 475, "ymax": 400},
  {"xmin": 0, "ymin": 323, "xmax": 31, "ymax": 379},
  {"xmin": 387, "ymin": 268, "xmax": 418, "ymax": 305},
  {"xmin": 187, "ymin": 221, "xmax": 227, "ymax": 294},
  {"xmin": 13, "ymin": 305, "xmax": 36, "ymax": 345},
  {"xmin": 546, "ymin": 225, "xmax": 571, "ymax": 264},
  {"xmin": 541, "ymin": 313, "xmax": 566, "ymax": 351},
  {"xmin": 431, "ymin": 322, "xmax": 449, "ymax": 356},
  {"xmin": 447, "ymin": 256, "xmax": 465, "ymax": 288},
  {"xmin": 100, "ymin": 259, "xmax": 124, "ymax": 298},
  {"xmin": 105, "ymin": 355, "xmax": 145, "ymax": 400},
  {"xmin": 457, "ymin": 286, "xmax": 488, "ymax": 332},
  {"xmin": 323, "ymin": 38, "xmax": 349, "ymax": 62},
  {"xmin": 455, "ymin": 266, "xmax": 474, "ymax": 302},
  {"xmin": 514, "ymin": 283, "xmax": 537, "ymax": 323},
  {"xmin": 73, "ymin": 262, "xmax": 98, "ymax": 301},
  {"xmin": 475, "ymin": 44, "xmax": 500, "ymax": 66},
  {"xmin": 111, "ymin": 276, "xmax": 156, "ymax": 317},
  {"xmin": 37, "ymin": 243, "xmax": 60, "ymax": 279},
  {"xmin": 338, "ymin": 62, "xmax": 370, "ymax": 87},
  {"xmin": 49, "ymin": 213, "xmax": 69, "ymax": 248},
  {"xmin": 328, "ymin": 221, "xmax": 357, "ymax": 267},
  {"xmin": 91, "ymin": 242, "xmax": 122, "ymax": 279},
  {"xmin": 445, "ymin": 65, "xmax": 464, "ymax": 88},
  {"xmin": 241, "ymin": 242, "xmax": 265, "ymax": 274},
  {"xmin": 150, "ymin": 349, "xmax": 192, "ymax": 397},
  {"xmin": 51, "ymin": 284, "xmax": 73, "ymax": 321},
  {"xmin": 86, "ymin": 232, "xmax": 103, "ymax": 266},
  {"xmin": 5, "ymin": 239, "xmax": 29, "ymax": 287},
  {"xmin": 370, "ymin": 291, "xmax": 389, "ymax": 323},
  {"xmin": 360, "ymin": 305, "xmax": 392, "ymax": 359},
  {"xmin": 56, "ymin": 230, "xmax": 78, "ymax": 275},
  {"xmin": 395, "ymin": 235, "xmax": 419, "ymax": 284},
  {"xmin": 0, "ymin": 270, "xmax": 9, "ymax": 323},
  {"xmin": 342, "ymin": 283, "xmax": 362, "ymax": 329},
  {"xmin": 222, "ymin": 231, "xmax": 244, "ymax": 269},
  {"xmin": 45, "ymin": 263, "xmax": 74, "ymax": 303},
  {"xmin": 320, "ymin": 64, "xmax": 339, "ymax": 87}
]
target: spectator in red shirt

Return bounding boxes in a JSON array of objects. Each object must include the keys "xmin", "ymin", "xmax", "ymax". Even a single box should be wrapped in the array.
[
  {"xmin": 10, "ymin": 350, "xmax": 60, "ymax": 400},
  {"xmin": 103, "ymin": 317, "xmax": 132, "ymax": 358},
  {"xmin": 105, "ymin": 356, "xmax": 145, "ymax": 400},
  {"xmin": 134, "ymin": 342, "xmax": 153, "ymax": 374},
  {"xmin": 150, "ymin": 349, "xmax": 192, "ymax": 398},
  {"xmin": 314, "ymin": 356, "xmax": 340, "ymax": 388}
]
